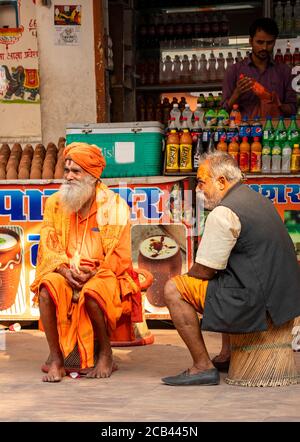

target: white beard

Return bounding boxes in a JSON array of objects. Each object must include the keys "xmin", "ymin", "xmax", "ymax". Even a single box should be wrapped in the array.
[{"xmin": 59, "ymin": 175, "xmax": 96, "ymax": 213}]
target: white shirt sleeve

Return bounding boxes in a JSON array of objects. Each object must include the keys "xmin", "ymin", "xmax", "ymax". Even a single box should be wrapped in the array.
[{"xmin": 195, "ymin": 206, "xmax": 241, "ymax": 270}]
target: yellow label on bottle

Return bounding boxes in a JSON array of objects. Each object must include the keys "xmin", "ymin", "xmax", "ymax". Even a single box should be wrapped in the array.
[
  {"xmin": 179, "ymin": 143, "xmax": 192, "ymax": 171},
  {"xmin": 166, "ymin": 143, "xmax": 179, "ymax": 172}
]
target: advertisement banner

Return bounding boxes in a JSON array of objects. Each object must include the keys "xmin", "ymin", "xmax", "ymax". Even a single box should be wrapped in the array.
[
  {"xmin": 0, "ymin": 176, "xmax": 298, "ymax": 321},
  {"xmin": 0, "ymin": 177, "xmax": 194, "ymax": 320}
]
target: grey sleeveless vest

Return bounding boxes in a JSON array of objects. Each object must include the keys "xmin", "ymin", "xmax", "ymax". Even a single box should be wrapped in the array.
[{"xmin": 201, "ymin": 182, "xmax": 300, "ymax": 333}]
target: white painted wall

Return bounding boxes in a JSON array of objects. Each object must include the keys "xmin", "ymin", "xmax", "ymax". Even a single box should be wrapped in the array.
[
  {"xmin": 36, "ymin": 1, "xmax": 97, "ymax": 145},
  {"xmin": 0, "ymin": 0, "xmax": 41, "ymax": 144}
]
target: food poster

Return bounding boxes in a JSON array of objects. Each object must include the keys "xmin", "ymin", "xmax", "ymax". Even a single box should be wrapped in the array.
[
  {"xmin": 0, "ymin": 0, "xmax": 41, "ymax": 140},
  {"xmin": 54, "ymin": 5, "xmax": 81, "ymax": 46},
  {"xmin": 0, "ymin": 177, "xmax": 194, "ymax": 320}
]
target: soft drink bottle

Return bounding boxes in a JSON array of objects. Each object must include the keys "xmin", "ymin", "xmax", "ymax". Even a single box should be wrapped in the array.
[
  {"xmin": 261, "ymin": 144, "xmax": 271, "ymax": 173},
  {"xmin": 274, "ymin": 116, "xmax": 287, "ymax": 147},
  {"xmin": 239, "ymin": 73, "xmax": 272, "ymax": 101},
  {"xmin": 283, "ymin": 48, "xmax": 293, "ymax": 68},
  {"xmin": 226, "ymin": 52, "xmax": 234, "ymax": 70},
  {"xmin": 235, "ymin": 51, "xmax": 243, "ymax": 63},
  {"xmin": 293, "ymin": 48, "xmax": 300, "ymax": 66},
  {"xmin": 275, "ymin": 48, "xmax": 284, "ymax": 64},
  {"xmin": 162, "ymin": 97, "xmax": 171, "ymax": 126},
  {"xmin": 182, "ymin": 103, "xmax": 193, "ymax": 130},
  {"xmin": 207, "ymin": 134, "xmax": 215, "ymax": 154},
  {"xmin": 193, "ymin": 103, "xmax": 205, "ymax": 129},
  {"xmin": 239, "ymin": 115, "xmax": 251, "ymax": 141},
  {"xmin": 192, "ymin": 130, "xmax": 204, "ymax": 172},
  {"xmin": 198, "ymin": 54, "xmax": 208, "ymax": 82},
  {"xmin": 287, "ymin": 115, "xmax": 299, "ymax": 146},
  {"xmin": 251, "ymin": 116, "xmax": 263, "ymax": 141},
  {"xmin": 169, "ymin": 103, "xmax": 181, "ymax": 130},
  {"xmin": 229, "ymin": 104, "xmax": 242, "ymax": 126},
  {"xmin": 291, "ymin": 143, "xmax": 300, "ymax": 172},
  {"xmin": 262, "ymin": 116, "xmax": 275, "ymax": 147},
  {"xmin": 239, "ymin": 136, "xmax": 250, "ymax": 172},
  {"xmin": 274, "ymin": 1, "xmax": 284, "ymax": 34},
  {"xmin": 191, "ymin": 111, "xmax": 203, "ymax": 171},
  {"xmin": 208, "ymin": 52, "xmax": 217, "ymax": 82},
  {"xmin": 281, "ymin": 142, "xmax": 292, "ymax": 173},
  {"xmin": 271, "ymin": 143, "xmax": 282, "ymax": 173},
  {"xmin": 228, "ymin": 136, "xmax": 239, "ymax": 163},
  {"xmin": 207, "ymin": 93, "xmax": 215, "ymax": 109},
  {"xmin": 190, "ymin": 54, "xmax": 199, "ymax": 83},
  {"xmin": 284, "ymin": 0, "xmax": 293, "ymax": 34},
  {"xmin": 178, "ymin": 96, "xmax": 186, "ymax": 113},
  {"xmin": 217, "ymin": 135, "xmax": 227, "ymax": 152},
  {"xmin": 202, "ymin": 117, "xmax": 213, "ymax": 152},
  {"xmin": 181, "ymin": 54, "xmax": 191, "ymax": 84},
  {"xmin": 227, "ymin": 118, "xmax": 239, "ymax": 143},
  {"xmin": 165, "ymin": 129, "xmax": 180, "ymax": 173},
  {"xmin": 173, "ymin": 55, "xmax": 182, "ymax": 84},
  {"xmin": 179, "ymin": 129, "xmax": 193, "ymax": 172},
  {"xmin": 216, "ymin": 53, "xmax": 226, "ymax": 80},
  {"xmin": 294, "ymin": 0, "xmax": 300, "ymax": 33},
  {"xmin": 250, "ymin": 137, "xmax": 262, "ymax": 172},
  {"xmin": 214, "ymin": 117, "xmax": 226, "ymax": 144}
]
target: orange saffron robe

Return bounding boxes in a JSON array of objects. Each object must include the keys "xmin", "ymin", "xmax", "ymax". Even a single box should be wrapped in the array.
[{"xmin": 30, "ymin": 182, "xmax": 139, "ymax": 369}]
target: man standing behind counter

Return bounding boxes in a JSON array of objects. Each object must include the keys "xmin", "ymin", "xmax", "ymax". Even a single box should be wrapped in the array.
[{"xmin": 221, "ymin": 17, "xmax": 297, "ymax": 119}]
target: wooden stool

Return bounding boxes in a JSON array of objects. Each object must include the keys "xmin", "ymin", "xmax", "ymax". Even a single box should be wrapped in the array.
[{"xmin": 225, "ymin": 316, "xmax": 300, "ymax": 387}]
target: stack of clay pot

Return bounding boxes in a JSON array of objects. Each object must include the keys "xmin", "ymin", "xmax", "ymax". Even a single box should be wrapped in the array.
[{"xmin": 0, "ymin": 137, "xmax": 66, "ymax": 180}]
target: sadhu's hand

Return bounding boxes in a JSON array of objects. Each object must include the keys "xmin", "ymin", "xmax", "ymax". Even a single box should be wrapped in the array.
[{"xmin": 69, "ymin": 265, "xmax": 97, "ymax": 287}]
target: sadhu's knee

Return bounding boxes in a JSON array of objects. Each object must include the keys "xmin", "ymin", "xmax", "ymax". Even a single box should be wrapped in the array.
[
  {"xmin": 163, "ymin": 279, "xmax": 178, "ymax": 304},
  {"xmin": 84, "ymin": 294, "xmax": 99, "ymax": 311},
  {"xmin": 39, "ymin": 286, "xmax": 52, "ymax": 303}
]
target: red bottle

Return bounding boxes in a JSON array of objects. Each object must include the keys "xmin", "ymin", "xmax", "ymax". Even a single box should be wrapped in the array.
[
  {"xmin": 283, "ymin": 48, "xmax": 293, "ymax": 68},
  {"xmin": 293, "ymin": 47, "xmax": 300, "ymax": 66},
  {"xmin": 274, "ymin": 48, "xmax": 284, "ymax": 64}
]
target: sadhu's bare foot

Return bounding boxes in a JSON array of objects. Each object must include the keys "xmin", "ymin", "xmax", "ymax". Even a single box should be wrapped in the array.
[
  {"xmin": 86, "ymin": 352, "xmax": 118, "ymax": 379},
  {"xmin": 42, "ymin": 361, "xmax": 66, "ymax": 382}
]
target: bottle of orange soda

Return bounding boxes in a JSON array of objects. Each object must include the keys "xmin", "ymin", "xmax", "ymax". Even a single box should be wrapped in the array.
[
  {"xmin": 228, "ymin": 136, "xmax": 239, "ymax": 163},
  {"xmin": 229, "ymin": 104, "xmax": 242, "ymax": 126},
  {"xmin": 217, "ymin": 135, "xmax": 227, "ymax": 152},
  {"xmin": 250, "ymin": 136, "xmax": 262, "ymax": 172},
  {"xmin": 239, "ymin": 136, "xmax": 250, "ymax": 172}
]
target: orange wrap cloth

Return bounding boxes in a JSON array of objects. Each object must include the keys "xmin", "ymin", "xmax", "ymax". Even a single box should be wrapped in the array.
[
  {"xmin": 30, "ymin": 181, "xmax": 142, "ymax": 369},
  {"xmin": 64, "ymin": 142, "xmax": 107, "ymax": 179}
]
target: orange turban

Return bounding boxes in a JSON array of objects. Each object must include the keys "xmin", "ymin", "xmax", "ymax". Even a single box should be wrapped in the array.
[{"xmin": 63, "ymin": 142, "xmax": 106, "ymax": 179}]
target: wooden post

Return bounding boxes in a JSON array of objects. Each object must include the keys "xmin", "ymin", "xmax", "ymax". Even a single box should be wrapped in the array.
[{"xmin": 93, "ymin": 0, "xmax": 108, "ymax": 122}]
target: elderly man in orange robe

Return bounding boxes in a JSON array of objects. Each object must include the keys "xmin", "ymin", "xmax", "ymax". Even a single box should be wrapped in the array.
[{"xmin": 30, "ymin": 142, "xmax": 141, "ymax": 382}]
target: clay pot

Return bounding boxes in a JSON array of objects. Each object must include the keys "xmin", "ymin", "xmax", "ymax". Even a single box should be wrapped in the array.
[
  {"xmin": 18, "ymin": 167, "xmax": 30, "ymax": 179},
  {"xmin": 6, "ymin": 167, "xmax": 18, "ymax": 179},
  {"xmin": 30, "ymin": 167, "xmax": 42, "ymax": 179},
  {"xmin": 0, "ymin": 166, "xmax": 6, "ymax": 179},
  {"xmin": 0, "ymin": 144, "xmax": 10, "ymax": 156},
  {"xmin": 34, "ymin": 144, "xmax": 46, "ymax": 160},
  {"xmin": 23, "ymin": 144, "xmax": 34, "ymax": 159},
  {"xmin": 11, "ymin": 143, "xmax": 22, "ymax": 157},
  {"xmin": 54, "ymin": 161, "xmax": 65, "ymax": 179},
  {"xmin": 0, "ymin": 228, "xmax": 22, "ymax": 311},
  {"xmin": 42, "ymin": 168, "xmax": 54, "ymax": 179}
]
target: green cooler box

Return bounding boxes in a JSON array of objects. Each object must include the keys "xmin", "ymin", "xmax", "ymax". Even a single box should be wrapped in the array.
[{"xmin": 66, "ymin": 122, "xmax": 165, "ymax": 178}]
